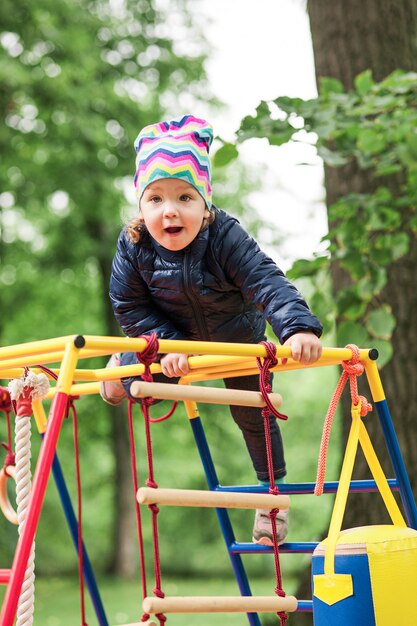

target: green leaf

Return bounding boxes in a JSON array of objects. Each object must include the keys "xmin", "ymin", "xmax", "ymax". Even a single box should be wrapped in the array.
[
  {"xmin": 337, "ymin": 321, "xmax": 370, "ymax": 348},
  {"xmin": 212, "ymin": 143, "xmax": 239, "ymax": 168},
  {"xmin": 366, "ymin": 307, "xmax": 396, "ymax": 340},
  {"xmin": 354, "ymin": 70, "xmax": 375, "ymax": 96},
  {"xmin": 319, "ymin": 77, "xmax": 344, "ymax": 96},
  {"xmin": 357, "ymin": 128, "xmax": 387, "ymax": 154},
  {"xmin": 287, "ymin": 256, "xmax": 329, "ymax": 280}
]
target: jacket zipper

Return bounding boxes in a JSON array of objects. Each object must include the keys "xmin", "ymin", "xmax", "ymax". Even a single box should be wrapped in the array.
[{"xmin": 183, "ymin": 247, "xmax": 209, "ymax": 341}]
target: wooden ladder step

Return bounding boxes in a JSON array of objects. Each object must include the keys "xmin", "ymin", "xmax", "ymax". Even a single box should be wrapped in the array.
[
  {"xmin": 143, "ymin": 594, "xmax": 298, "ymax": 614},
  {"xmin": 137, "ymin": 487, "xmax": 290, "ymax": 510},
  {"xmin": 130, "ymin": 381, "xmax": 282, "ymax": 408}
]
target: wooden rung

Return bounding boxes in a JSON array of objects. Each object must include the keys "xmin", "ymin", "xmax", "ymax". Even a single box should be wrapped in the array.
[
  {"xmin": 0, "ymin": 569, "xmax": 11, "ymax": 585},
  {"xmin": 130, "ymin": 381, "xmax": 282, "ymax": 409},
  {"xmin": 137, "ymin": 487, "xmax": 290, "ymax": 510},
  {"xmin": 143, "ymin": 594, "xmax": 298, "ymax": 614}
]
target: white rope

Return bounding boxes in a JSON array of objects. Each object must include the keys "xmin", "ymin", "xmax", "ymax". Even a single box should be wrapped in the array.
[
  {"xmin": 15, "ymin": 410, "xmax": 35, "ymax": 626},
  {"xmin": 9, "ymin": 372, "xmax": 50, "ymax": 626}
]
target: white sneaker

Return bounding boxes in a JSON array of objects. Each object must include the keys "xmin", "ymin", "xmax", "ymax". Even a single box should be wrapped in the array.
[{"xmin": 252, "ymin": 508, "xmax": 289, "ymax": 546}]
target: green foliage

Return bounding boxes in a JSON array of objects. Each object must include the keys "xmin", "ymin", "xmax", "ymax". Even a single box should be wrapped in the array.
[
  {"xmin": 233, "ymin": 70, "xmax": 417, "ymax": 367},
  {"xmin": 0, "ymin": 0, "xmax": 215, "ymax": 576}
]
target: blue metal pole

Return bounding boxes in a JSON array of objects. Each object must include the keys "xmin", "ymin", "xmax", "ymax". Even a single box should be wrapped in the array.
[
  {"xmin": 374, "ymin": 399, "xmax": 417, "ymax": 529},
  {"xmin": 48, "ymin": 445, "xmax": 109, "ymax": 626},
  {"xmin": 189, "ymin": 416, "xmax": 262, "ymax": 626},
  {"xmin": 216, "ymin": 479, "xmax": 399, "ymax": 495}
]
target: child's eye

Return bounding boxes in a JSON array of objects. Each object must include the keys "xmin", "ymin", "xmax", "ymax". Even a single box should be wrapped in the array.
[
  {"xmin": 179, "ymin": 194, "xmax": 191, "ymax": 202},
  {"xmin": 149, "ymin": 195, "xmax": 162, "ymax": 203}
]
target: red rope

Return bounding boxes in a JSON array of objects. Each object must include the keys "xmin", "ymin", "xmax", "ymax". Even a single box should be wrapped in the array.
[
  {"xmin": 34, "ymin": 365, "xmax": 87, "ymax": 624},
  {"xmin": 257, "ymin": 341, "xmax": 288, "ymax": 626},
  {"xmin": 257, "ymin": 342, "xmax": 288, "ymax": 422},
  {"xmin": 70, "ymin": 399, "xmax": 88, "ymax": 626},
  {"xmin": 135, "ymin": 335, "xmax": 167, "ymax": 625},
  {"xmin": 127, "ymin": 399, "xmax": 153, "ymax": 624},
  {"xmin": 0, "ymin": 387, "xmax": 15, "ymax": 473},
  {"xmin": 314, "ymin": 344, "xmax": 373, "ymax": 496}
]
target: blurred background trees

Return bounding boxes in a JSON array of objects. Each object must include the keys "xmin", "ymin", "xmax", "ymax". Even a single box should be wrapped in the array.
[
  {"xmin": 0, "ymin": 0, "xmax": 287, "ymax": 585},
  {"xmin": 1, "ymin": 0, "xmax": 417, "ymax": 624}
]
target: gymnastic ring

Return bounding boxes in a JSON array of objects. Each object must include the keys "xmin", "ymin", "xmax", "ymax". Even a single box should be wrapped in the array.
[{"xmin": 0, "ymin": 465, "xmax": 18, "ymax": 525}]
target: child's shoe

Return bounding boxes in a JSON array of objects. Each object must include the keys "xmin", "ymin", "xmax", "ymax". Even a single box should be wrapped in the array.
[
  {"xmin": 99, "ymin": 354, "xmax": 127, "ymax": 405},
  {"xmin": 252, "ymin": 508, "xmax": 289, "ymax": 546}
]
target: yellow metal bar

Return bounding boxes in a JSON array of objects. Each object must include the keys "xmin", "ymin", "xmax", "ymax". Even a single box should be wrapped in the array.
[
  {"xmin": 0, "ymin": 353, "xmax": 67, "ymax": 371},
  {"xmin": 0, "ymin": 336, "xmax": 74, "ymax": 360},
  {"xmin": 32, "ymin": 400, "xmax": 48, "ymax": 434},
  {"xmin": 324, "ymin": 402, "xmax": 362, "ymax": 576},
  {"xmin": 183, "ymin": 400, "xmax": 200, "ymax": 420},
  {"xmin": 79, "ymin": 337, "xmax": 374, "ymax": 363},
  {"xmin": 56, "ymin": 339, "xmax": 82, "ymax": 394},
  {"xmin": 365, "ymin": 360, "xmax": 386, "ymax": 402},
  {"xmin": 358, "ymin": 420, "xmax": 406, "ymax": 526}
]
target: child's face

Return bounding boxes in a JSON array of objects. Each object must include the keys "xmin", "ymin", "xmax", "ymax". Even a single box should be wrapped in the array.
[{"xmin": 140, "ymin": 178, "xmax": 209, "ymax": 251}]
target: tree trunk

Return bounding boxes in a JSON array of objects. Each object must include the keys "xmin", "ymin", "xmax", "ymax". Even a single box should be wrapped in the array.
[
  {"xmin": 97, "ymin": 229, "xmax": 138, "ymax": 578},
  {"xmin": 293, "ymin": 1, "xmax": 417, "ymax": 621}
]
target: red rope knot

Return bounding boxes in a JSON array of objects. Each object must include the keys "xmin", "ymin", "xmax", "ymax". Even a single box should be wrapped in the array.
[
  {"xmin": 65, "ymin": 395, "xmax": 79, "ymax": 419},
  {"xmin": 268, "ymin": 508, "xmax": 279, "ymax": 521},
  {"xmin": 269, "ymin": 485, "xmax": 279, "ymax": 496},
  {"xmin": 275, "ymin": 587, "xmax": 286, "ymax": 598},
  {"xmin": 156, "ymin": 614, "xmax": 167, "ymax": 624},
  {"xmin": 3, "ymin": 450, "xmax": 16, "ymax": 474},
  {"xmin": 136, "ymin": 333, "xmax": 159, "ymax": 382},
  {"xmin": 277, "ymin": 611, "xmax": 288, "ymax": 626},
  {"xmin": 342, "ymin": 344, "xmax": 364, "ymax": 376},
  {"xmin": 146, "ymin": 478, "xmax": 158, "ymax": 489},
  {"xmin": 2, "ymin": 441, "xmax": 15, "ymax": 474},
  {"xmin": 358, "ymin": 395, "xmax": 373, "ymax": 417},
  {"xmin": 0, "ymin": 387, "xmax": 12, "ymax": 413},
  {"xmin": 153, "ymin": 588, "xmax": 165, "ymax": 598},
  {"xmin": 257, "ymin": 341, "xmax": 288, "ymax": 421},
  {"xmin": 148, "ymin": 504, "xmax": 160, "ymax": 515},
  {"xmin": 141, "ymin": 614, "xmax": 151, "ymax": 623}
]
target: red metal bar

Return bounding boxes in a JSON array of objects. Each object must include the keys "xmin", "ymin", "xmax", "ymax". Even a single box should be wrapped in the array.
[
  {"xmin": 0, "ymin": 570, "xmax": 11, "ymax": 585},
  {"xmin": 0, "ymin": 392, "xmax": 69, "ymax": 626}
]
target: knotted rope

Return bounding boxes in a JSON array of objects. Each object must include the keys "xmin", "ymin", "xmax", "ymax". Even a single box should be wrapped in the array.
[
  {"xmin": 256, "ymin": 341, "xmax": 288, "ymax": 626},
  {"xmin": 8, "ymin": 370, "xmax": 49, "ymax": 626},
  {"xmin": 0, "ymin": 387, "xmax": 15, "ymax": 473},
  {"xmin": 0, "ymin": 387, "xmax": 18, "ymax": 525},
  {"xmin": 34, "ymin": 365, "xmax": 87, "ymax": 625},
  {"xmin": 314, "ymin": 344, "xmax": 373, "ymax": 496},
  {"xmin": 133, "ymin": 334, "xmax": 167, "ymax": 625}
]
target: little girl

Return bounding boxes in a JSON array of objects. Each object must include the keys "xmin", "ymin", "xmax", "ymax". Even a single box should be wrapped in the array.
[{"xmin": 102, "ymin": 114, "xmax": 323, "ymax": 545}]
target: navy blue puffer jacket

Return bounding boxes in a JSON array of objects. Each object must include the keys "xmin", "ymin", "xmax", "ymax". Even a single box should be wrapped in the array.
[{"xmin": 110, "ymin": 208, "xmax": 323, "ymax": 344}]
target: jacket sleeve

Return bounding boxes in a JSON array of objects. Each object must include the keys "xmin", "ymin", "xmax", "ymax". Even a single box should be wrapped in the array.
[
  {"xmin": 109, "ymin": 231, "xmax": 185, "ymax": 340},
  {"xmin": 217, "ymin": 217, "xmax": 323, "ymax": 343}
]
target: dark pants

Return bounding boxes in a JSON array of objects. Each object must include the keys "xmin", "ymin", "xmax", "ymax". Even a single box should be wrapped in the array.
[{"xmin": 120, "ymin": 352, "xmax": 286, "ymax": 482}]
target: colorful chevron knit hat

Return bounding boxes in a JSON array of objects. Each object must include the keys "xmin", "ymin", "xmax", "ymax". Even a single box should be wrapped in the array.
[{"xmin": 134, "ymin": 114, "xmax": 213, "ymax": 209}]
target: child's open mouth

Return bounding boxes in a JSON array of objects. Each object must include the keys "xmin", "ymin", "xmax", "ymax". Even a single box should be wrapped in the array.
[{"xmin": 165, "ymin": 226, "xmax": 183, "ymax": 234}]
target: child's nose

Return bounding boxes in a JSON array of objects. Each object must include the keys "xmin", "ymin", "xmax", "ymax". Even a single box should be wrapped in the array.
[{"xmin": 163, "ymin": 202, "xmax": 178, "ymax": 217}]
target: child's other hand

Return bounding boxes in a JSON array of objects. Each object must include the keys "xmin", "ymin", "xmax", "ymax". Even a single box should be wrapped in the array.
[
  {"xmin": 160, "ymin": 353, "xmax": 190, "ymax": 378},
  {"xmin": 283, "ymin": 332, "xmax": 322, "ymax": 365}
]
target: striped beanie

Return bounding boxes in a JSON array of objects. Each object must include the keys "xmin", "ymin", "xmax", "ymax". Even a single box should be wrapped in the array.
[{"xmin": 134, "ymin": 114, "xmax": 213, "ymax": 209}]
